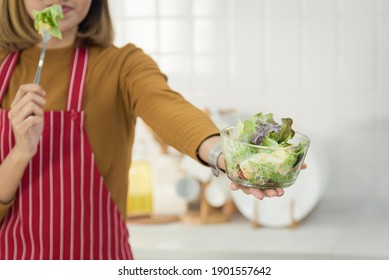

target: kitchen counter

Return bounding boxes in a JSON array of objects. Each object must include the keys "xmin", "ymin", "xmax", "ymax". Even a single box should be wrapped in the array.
[{"xmin": 127, "ymin": 198, "xmax": 389, "ymax": 260}]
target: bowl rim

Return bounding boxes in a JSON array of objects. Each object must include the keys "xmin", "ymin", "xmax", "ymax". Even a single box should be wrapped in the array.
[{"xmin": 220, "ymin": 126, "xmax": 311, "ymax": 151}]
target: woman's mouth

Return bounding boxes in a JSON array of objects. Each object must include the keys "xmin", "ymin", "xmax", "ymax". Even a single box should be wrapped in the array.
[{"xmin": 61, "ymin": 5, "xmax": 73, "ymax": 15}]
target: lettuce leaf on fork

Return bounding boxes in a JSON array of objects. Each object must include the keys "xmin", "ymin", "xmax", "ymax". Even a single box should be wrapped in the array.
[{"xmin": 32, "ymin": 4, "xmax": 64, "ymax": 39}]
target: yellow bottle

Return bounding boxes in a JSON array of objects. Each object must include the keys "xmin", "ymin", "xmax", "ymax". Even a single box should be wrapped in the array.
[{"xmin": 127, "ymin": 141, "xmax": 153, "ymax": 217}]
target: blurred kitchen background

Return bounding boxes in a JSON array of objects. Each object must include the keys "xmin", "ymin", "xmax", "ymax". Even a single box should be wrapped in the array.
[{"xmin": 108, "ymin": 0, "xmax": 388, "ymax": 259}]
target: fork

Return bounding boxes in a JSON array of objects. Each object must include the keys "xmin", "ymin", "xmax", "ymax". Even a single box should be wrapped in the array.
[{"xmin": 33, "ymin": 29, "xmax": 52, "ymax": 85}]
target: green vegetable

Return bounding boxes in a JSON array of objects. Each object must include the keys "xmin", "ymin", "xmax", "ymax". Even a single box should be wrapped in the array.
[
  {"xmin": 32, "ymin": 4, "xmax": 63, "ymax": 39},
  {"xmin": 236, "ymin": 112, "xmax": 295, "ymax": 145},
  {"xmin": 223, "ymin": 112, "xmax": 307, "ymax": 188}
]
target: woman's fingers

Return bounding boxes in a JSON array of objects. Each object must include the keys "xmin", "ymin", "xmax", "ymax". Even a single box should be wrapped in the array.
[
  {"xmin": 248, "ymin": 187, "xmax": 265, "ymax": 200},
  {"xmin": 230, "ymin": 182, "xmax": 284, "ymax": 200},
  {"xmin": 8, "ymin": 84, "xmax": 46, "ymax": 128},
  {"xmin": 7, "ymin": 84, "xmax": 46, "ymax": 160},
  {"xmin": 10, "ymin": 102, "xmax": 44, "ymax": 126},
  {"xmin": 11, "ymin": 84, "xmax": 46, "ymax": 109},
  {"xmin": 9, "ymin": 92, "xmax": 46, "ymax": 121},
  {"xmin": 15, "ymin": 115, "xmax": 43, "ymax": 132},
  {"xmin": 275, "ymin": 187, "xmax": 284, "ymax": 196},
  {"xmin": 262, "ymin": 188, "xmax": 278, "ymax": 197}
]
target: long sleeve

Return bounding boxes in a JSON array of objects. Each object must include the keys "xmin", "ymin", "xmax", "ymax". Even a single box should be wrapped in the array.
[{"xmin": 120, "ymin": 46, "xmax": 220, "ymax": 161}]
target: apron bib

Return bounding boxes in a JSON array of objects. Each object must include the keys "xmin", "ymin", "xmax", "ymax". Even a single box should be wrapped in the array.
[{"xmin": 0, "ymin": 49, "xmax": 133, "ymax": 260}]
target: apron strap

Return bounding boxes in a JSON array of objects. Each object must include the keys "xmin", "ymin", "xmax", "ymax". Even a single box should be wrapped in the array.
[
  {"xmin": 66, "ymin": 48, "xmax": 89, "ymax": 112},
  {"xmin": 0, "ymin": 52, "xmax": 20, "ymax": 104}
]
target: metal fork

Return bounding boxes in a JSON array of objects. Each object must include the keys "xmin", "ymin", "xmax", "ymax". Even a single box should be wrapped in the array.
[{"xmin": 33, "ymin": 29, "xmax": 52, "ymax": 84}]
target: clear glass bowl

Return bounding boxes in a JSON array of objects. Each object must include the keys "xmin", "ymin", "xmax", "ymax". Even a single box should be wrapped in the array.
[{"xmin": 221, "ymin": 127, "xmax": 310, "ymax": 189}]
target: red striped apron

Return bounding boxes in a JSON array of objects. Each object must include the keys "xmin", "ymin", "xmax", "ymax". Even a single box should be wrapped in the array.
[{"xmin": 0, "ymin": 49, "xmax": 133, "ymax": 260}]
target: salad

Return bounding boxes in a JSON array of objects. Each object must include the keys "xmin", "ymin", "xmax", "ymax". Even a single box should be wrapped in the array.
[
  {"xmin": 32, "ymin": 4, "xmax": 63, "ymax": 39},
  {"xmin": 221, "ymin": 113, "xmax": 310, "ymax": 188}
]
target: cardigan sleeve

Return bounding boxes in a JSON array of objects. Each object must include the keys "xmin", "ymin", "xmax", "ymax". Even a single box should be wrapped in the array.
[{"xmin": 119, "ymin": 45, "xmax": 220, "ymax": 161}]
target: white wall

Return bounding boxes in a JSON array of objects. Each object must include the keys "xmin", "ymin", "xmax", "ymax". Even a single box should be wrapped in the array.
[{"xmin": 109, "ymin": 0, "xmax": 389, "ymax": 200}]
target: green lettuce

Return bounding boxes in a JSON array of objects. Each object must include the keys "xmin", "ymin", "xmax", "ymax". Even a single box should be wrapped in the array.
[
  {"xmin": 236, "ymin": 112, "xmax": 295, "ymax": 146},
  {"xmin": 224, "ymin": 112, "xmax": 306, "ymax": 187},
  {"xmin": 32, "ymin": 4, "xmax": 63, "ymax": 39}
]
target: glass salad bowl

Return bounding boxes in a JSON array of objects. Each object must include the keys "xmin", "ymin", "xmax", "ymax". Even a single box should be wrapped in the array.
[{"xmin": 221, "ymin": 126, "xmax": 310, "ymax": 189}]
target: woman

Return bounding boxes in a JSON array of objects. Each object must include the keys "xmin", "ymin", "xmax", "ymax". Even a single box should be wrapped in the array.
[{"xmin": 0, "ymin": 0, "xmax": 284, "ymax": 260}]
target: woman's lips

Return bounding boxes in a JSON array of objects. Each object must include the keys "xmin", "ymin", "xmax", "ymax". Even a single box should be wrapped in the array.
[{"xmin": 61, "ymin": 6, "xmax": 73, "ymax": 15}]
